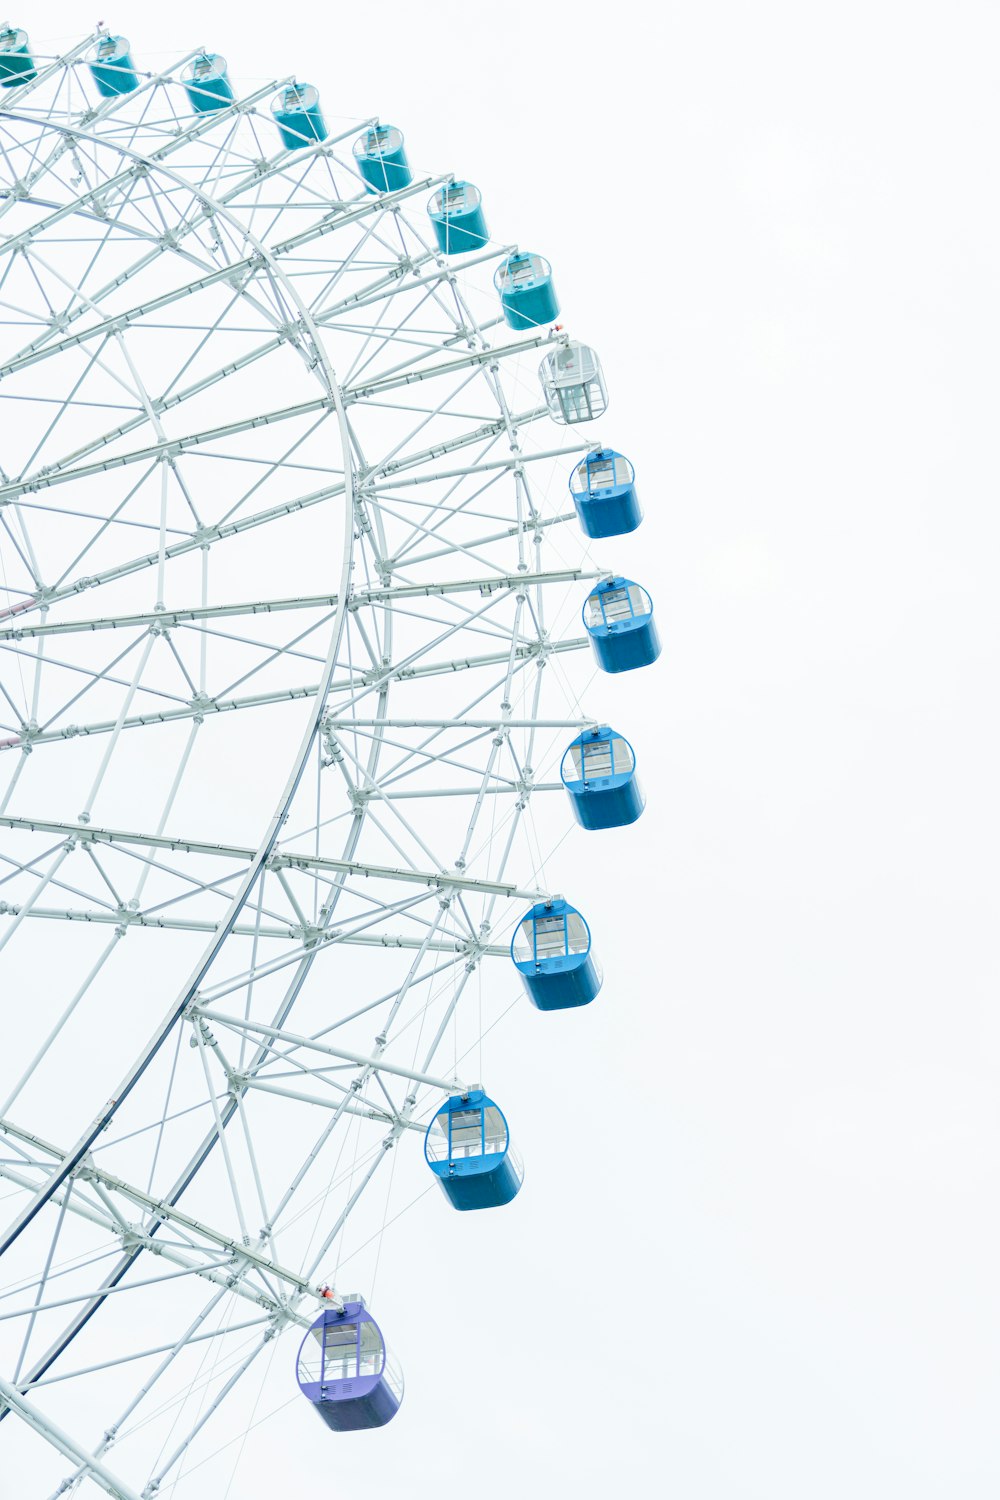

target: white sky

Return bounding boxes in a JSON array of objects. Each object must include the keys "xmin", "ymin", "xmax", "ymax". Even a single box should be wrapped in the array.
[{"xmin": 3, "ymin": 2, "xmax": 999, "ymax": 1496}]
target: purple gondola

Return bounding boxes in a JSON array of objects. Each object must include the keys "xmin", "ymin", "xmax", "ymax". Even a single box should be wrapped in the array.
[{"xmin": 296, "ymin": 1298, "xmax": 403, "ymax": 1431}]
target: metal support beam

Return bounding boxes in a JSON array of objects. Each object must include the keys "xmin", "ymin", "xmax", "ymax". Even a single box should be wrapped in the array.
[
  {"xmin": 0, "ymin": 638, "xmax": 588, "ymax": 750},
  {"xmin": 0, "ymin": 568, "xmax": 600, "ymax": 641},
  {"xmin": 0, "ymin": 1376, "xmax": 143, "ymax": 1500},
  {"xmin": 0, "ymin": 815, "xmax": 551, "ymax": 900},
  {"xmin": 0, "ymin": 1117, "xmax": 336, "ymax": 1307},
  {"xmin": 0, "ymin": 903, "xmax": 510, "ymax": 955},
  {"xmin": 193, "ymin": 1007, "xmax": 466, "ymax": 1093},
  {"xmin": 0, "ymin": 1155, "xmax": 306, "ymax": 1320}
]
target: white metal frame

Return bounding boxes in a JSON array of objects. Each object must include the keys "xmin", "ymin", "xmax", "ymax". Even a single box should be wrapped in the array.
[{"xmin": 0, "ymin": 34, "xmax": 607, "ymax": 1495}]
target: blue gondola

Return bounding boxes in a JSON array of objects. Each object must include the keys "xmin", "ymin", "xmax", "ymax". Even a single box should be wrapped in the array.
[
  {"xmin": 0, "ymin": 26, "xmax": 36, "ymax": 86},
  {"xmin": 425, "ymin": 1090, "xmax": 522, "ymax": 1210},
  {"xmin": 297, "ymin": 1299, "xmax": 403, "ymax": 1432},
  {"xmin": 182, "ymin": 53, "xmax": 234, "ymax": 113},
  {"xmin": 494, "ymin": 252, "xmax": 559, "ymax": 331},
  {"xmin": 561, "ymin": 727, "xmax": 644, "ymax": 830},
  {"xmin": 511, "ymin": 898, "xmax": 603, "ymax": 1010},
  {"xmin": 539, "ymin": 341, "xmax": 608, "ymax": 425},
  {"xmin": 569, "ymin": 448, "xmax": 643, "ymax": 538},
  {"xmin": 88, "ymin": 34, "xmax": 139, "ymax": 96},
  {"xmin": 427, "ymin": 181, "xmax": 488, "ymax": 255},
  {"xmin": 583, "ymin": 577, "xmax": 661, "ymax": 673},
  {"xmin": 271, "ymin": 83, "xmax": 327, "ymax": 150},
  {"xmin": 354, "ymin": 125, "xmax": 411, "ymax": 193}
]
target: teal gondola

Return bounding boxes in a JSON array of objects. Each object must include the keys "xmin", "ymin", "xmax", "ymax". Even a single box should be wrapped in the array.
[
  {"xmin": 88, "ymin": 34, "xmax": 139, "ymax": 96},
  {"xmin": 271, "ymin": 83, "xmax": 327, "ymax": 150},
  {"xmin": 354, "ymin": 125, "xmax": 411, "ymax": 193},
  {"xmin": 427, "ymin": 181, "xmax": 488, "ymax": 255},
  {"xmin": 0, "ymin": 25, "xmax": 35, "ymax": 86},
  {"xmin": 495, "ymin": 251, "xmax": 559, "ymax": 330},
  {"xmin": 182, "ymin": 53, "xmax": 234, "ymax": 113}
]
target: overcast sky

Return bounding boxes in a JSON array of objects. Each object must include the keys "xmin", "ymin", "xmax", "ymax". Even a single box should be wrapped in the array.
[{"xmin": 3, "ymin": 3, "xmax": 999, "ymax": 1496}]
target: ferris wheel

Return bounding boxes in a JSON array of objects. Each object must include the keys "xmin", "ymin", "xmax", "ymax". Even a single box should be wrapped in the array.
[{"xmin": 0, "ymin": 23, "xmax": 659, "ymax": 1497}]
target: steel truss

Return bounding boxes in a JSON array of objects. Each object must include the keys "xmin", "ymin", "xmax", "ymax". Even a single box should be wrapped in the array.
[{"xmin": 0, "ymin": 33, "xmax": 607, "ymax": 1497}]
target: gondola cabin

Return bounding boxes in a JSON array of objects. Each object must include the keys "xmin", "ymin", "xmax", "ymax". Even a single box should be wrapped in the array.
[
  {"xmin": 569, "ymin": 448, "xmax": 642, "ymax": 538},
  {"xmin": 88, "ymin": 35, "xmax": 139, "ymax": 96},
  {"xmin": 272, "ymin": 83, "xmax": 327, "ymax": 150},
  {"xmin": 583, "ymin": 577, "xmax": 661, "ymax": 673},
  {"xmin": 182, "ymin": 53, "xmax": 234, "ymax": 112},
  {"xmin": 354, "ymin": 125, "xmax": 411, "ymax": 193},
  {"xmin": 561, "ymin": 727, "xmax": 644, "ymax": 830},
  {"xmin": 296, "ymin": 1300, "xmax": 403, "ymax": 1432},
  {"xmin": 495, "ymin": 252, "xmax": 559, "ymax": 330},
  {"xmin": 0, "ymin": 26, "xmax": 35, "ymax": 86},
  {"xmin": 428, "ymin": 181, "xmax": 488, "ymax": 255},
  {"xmin": 539, "ymin": 341, "xmax": 608, "ymax": 425},
  {"xmin": 424, "ymin": 1090, "xmax": 523, "ymax": 1210},
  {"xmin": 511, "ymin": 898, "xmax": 602, "ymax": 1010}
]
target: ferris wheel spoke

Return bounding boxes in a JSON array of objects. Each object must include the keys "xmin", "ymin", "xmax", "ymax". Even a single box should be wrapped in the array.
[
  {"xmin": 2, "ymin": 407, "xmax": 568, "ymax": 624},
  {"xmin": 313, "ymin": 243, "xmax": 505, "ymax": 328},
  {"xmin": 37, "ymin": 1299, "xmax": 263, "ymax": 1500},
  {"xmin": 28, "ymin": 1306, "xmax": 269, "ymax": 1398},
  {"xmin": 0, "ymin": 636, "xmax": 587, "ymax": 758},
  {"xmin": 336, "ymin": 282, "xmax": 454, "ymax": 388},
  {"xmin": 0, "ymin": 815, "xmax": 550, "ymax": 902},
  {"xmin": 0, "ymin": 1378, "xmax": 143, "ymax": 1500},
  {"xmin": 0, "ymin": 396, "xmax": 338, "ymax": 504},
  {"xmin": 0, "ymin": 1152, "xmax": 323, "ymax": 1312},
  {"xmin": 0, "ymin": 253, "xmax": 273, "ymax": 380},
  {"xmin": 192, "ymin": 1010, "xmax": 465, "ymax": 1098},
  {"xmin": 333, "ymin": 594, "xmax": 540, "ymax": 717}
]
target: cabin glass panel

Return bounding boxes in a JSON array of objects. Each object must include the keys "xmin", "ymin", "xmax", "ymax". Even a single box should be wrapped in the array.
[
  {"xmin": 480, "ymin": 1105, "xmax": 507, "ymax": 1152},
  {"xmin": 556, "ymin": 386, "xmax": 598, "ymax": 423},
  {"xmin": 436, "ymin": 182, "xmax": 479, "ymax": 214},
  {"xmin": 356, "ymin": 124, "xmax": 404, "ymax": 157},
  {"xmin": 449, "ymin": 1108, "xmax": 483, "ymax": 1155},
  {"xmin": 572, "ymin": 453, "xmax": 633, "ymax": 496},
  {"xmin": 425, "ymin": 1115, "xmax": 448, "ymax": 1162},
  {"xmin": 568, "ymin": 736, "xmax": 634, "ymax": 782},
  {"xmin": 427, "ymin": 1103, "xmax": 509, "ymax": 1160},
  {"xmin": 323, "ymin": 1321, "xmax": 359, "ymax": 1380},
  {"xmin": 298, "ymin": 1326, "xmax": 324, "ymax": 1385},
  {"xmin": 358, "ymin": 1321, "xmax": 384, "ymax": 1378},
  {"xmin": 383, "ymin": 1354, "xmax": 405, "ymax": 1400},
  {"xmin": 321, "ymin": 1319, "xmax": 384, "ymax": 1381},
  {"xmin": 498, "ymin": 254, "xmax": 546, "ymax": 289},
  {"xmin": 513, "ymin": 909, "xmax": 589, "ymax": 962},
  {"xmin": 585, "ymin": 584, "xmax": 651, "ymax": 628},
  {"xmin": 534, "ymin": 914, "xmax": 568, "ymax": 959}
]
